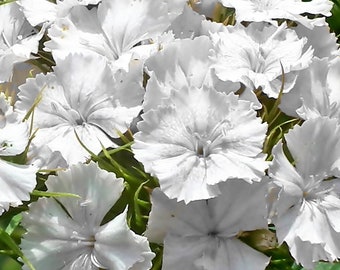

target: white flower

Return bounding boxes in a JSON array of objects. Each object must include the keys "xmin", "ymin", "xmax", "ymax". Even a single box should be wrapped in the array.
[
  {"xmin": 0, "ymin": 159, "xmax": 37, "ymax": 215},
  {"xmin": 145, "ymin": 180, "xmax": 270, "ymax": 270},
  {"xmin": 133, "ymin": 86, "xmax": 268, "ymax": 203},
  {"xmin": 325, "ymin": 57, "xmax": 340, "ymax": 115},
  {"xmin": 280, "ymin": 58, "xmax": 331, "ymax": 118},
  {"xmin": 0, "ymin": 93, "xmax": 36, "ymax": 215},
  {"xmin": 144, "ymin": 36, "xmax": 255, "ymax": 112},
  {"xmin": 44, "ymin": 0, "xmax": 170, "ymax": 71},
  {"xmin": 0, "ymin": 93, "xmax": 29, "ymax": 156},
  {"xmin": 166, "ymin": 1, "xmax": 227, "ymax": 38},
  {"xmin": 165, "ymin": 0, "xmax": 221, "ymax": 21},
  {"xmin": 21, "ymin": 162, "xmax": 154, "ymax": 270},
  {"xmin": 27, "ymin": 144, "xmax": 68, "ymax": 171},
  {"xmin": 16, "ymin": 53, "xmax": 143, "ymax": 165},
  {"xmin": 0, "ymin": 62, "xmax": 41, "ymax": 101},
  {"xmin": 168, "ymin": 5, "xmax": 205, "ymax": 39},
  {"xmin": 220, "ymin": 0, "xmax": 333, "ymax": 28},
  {"xmin": 269, "ymin": 117, "xmax": 340, "ymax": 269},
  {"xmin": 210, "ymin": 22, "xmax": 313, "ymax": 98},
  {"xmin": 294, "ymin": 19, "xmax": 339, "ymax": 60},
  {"xmin": 18, "ymin": 0, "xmax": 101, "ymax": 26},
  {"xmin": 280, "ymin": 58, "xmax": 340, "ymax": 120},
  {"xmin": 190, "ymin": 0, "xmax": 220, "ymax": 18},
  {"xmin": 165, "ymin": 0, "xmax": 190, "ymax": 20},
  {"xmin": 0, "ymin": 2, "xmax": 45, "ymax": 82}
]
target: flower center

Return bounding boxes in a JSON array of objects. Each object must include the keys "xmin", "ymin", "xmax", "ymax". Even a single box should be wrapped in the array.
[
  {"xmin": 192, "ymin": 132, "xmax": 211, "ymax": 158},
  {"xmin": 75, "ymin": 116, "xmax": 85, "ymax": 125},
  {"xmin": 70, "ymin": 232, "xmax": 96, "ymax": 247},
  {"xmin": 185, "ymin": 119, "xmax": 232, "ymax": 159},
  {"xmin": 208, "ymin": 230, "xmax": 219, "ymax": 237},
  {"xmin": 302, "ymin": 176, "xmax": 336, "ymax": 202},
  {"xmin": 245, "ymin": 46, "xmax": 267, "ymax": 74},
  {"xmin": 51, "ymin": 101, "xmax": 87, "ymax": 126}
]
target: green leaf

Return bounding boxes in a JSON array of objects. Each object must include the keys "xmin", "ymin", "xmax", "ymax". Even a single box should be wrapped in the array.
[
  {"xmin": 328, "ymin": 1, "xmax": 340, "ymax": 40},
  {"xmin": 0, "ymin": 0, "xmax": 16, "ymax": 5},
  {"xmin": 0, "ymin": 254, "xmax": 21, "ymax": 270},
  {"xmin": 5, "ymin": 214, "xmax": 22, "ymax": 236},
  {"xmin": 23, "ymin": 84, "xmax": 48, "ymax": 121},
  {"xmin": 31, "ymin": 190, "xmax": 81, "ymax": 198},
  {"xmin": 133, "ymin": 180, "xmax": 151, "ymax": 227},
  {"xmin": 309, "ymin": 262, "xmax": 340, "ymax": 270},
  {"xmin": 0, "ymin": 228, "xmax": 35, "ymax": 270}
]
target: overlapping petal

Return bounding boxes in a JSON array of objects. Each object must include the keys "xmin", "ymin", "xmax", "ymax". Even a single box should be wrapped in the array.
[
  {"xmin": 45, "ymin": 0, "xmax": 170, "ymax": 71},
  {"xmin": 211, "ymin": 22, "xmax": 313, "ymax": 98},
  {"xmin": 0, "ymin": 159, "xmax": 36, "ymax": 215},
  {"xmin": 16, "ymin": 53, "xmax": 143, "ymax": 165},
  {"xmin": 144, "ymin": 36, "xmax": 258, "ymax": 112},
  {"xmin": 146, "ymin": 180, "xmax": 269, "ymax": 270},
  {"xmin": 133, "ymin": 86, "xmax": 267, "ymax": 202},
  {"xmin": 18, "ymin": 0, "xmax": 101, "ymax": 26},
  {"xmin": 269, "ymin": 117, "xmax": 340, "ymax": 268},
  {"xmin": 21, "ymin": 162, "xmax": 154, "ymax": 270},
  {"xmin": 0, "ymin": 93, "xmax": 29, "ymax": 156},
  {"xmin": 0, "ymin": 2, "xmax": 45, "ymax": 82},
  {"xmin": 220, "ymin": 0, "xmax": 333, "ymax": 28}
]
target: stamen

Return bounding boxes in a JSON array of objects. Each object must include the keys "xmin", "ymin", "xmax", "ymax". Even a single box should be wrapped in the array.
[{"xmin": 1, "ymin": 31, "xmax": 11, "ymax": 48}]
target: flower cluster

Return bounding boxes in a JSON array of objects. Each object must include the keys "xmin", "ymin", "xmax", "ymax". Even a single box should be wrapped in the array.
[{"xmin": 1, "ymin": 0, "xmax": 340, "ymax": 269}]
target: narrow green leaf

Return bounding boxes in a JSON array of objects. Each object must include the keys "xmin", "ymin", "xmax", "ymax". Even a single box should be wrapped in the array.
[
  {"xmin": 101, "ymin": 142, "xmax": 133, "ymax": 156},
  {"xmin": 0, "ymin": 0, "xmax": 16, "ymax": 5},
  {"xmin": 5, "ymin": 214, "xmax": 22, "ymax": 235},
  {"xmin": 31, "ymin": 190, "xmax": 80, "ymax": 198},
  {"xmin": 133, "ymin": 181, "xmax": 151, "ymax": 224},
  {"xmin": 0, "ymin": 228, "xmax": 36, "ymax": 270},
  {"xmin": 74, "ymin": 130, "xmax": 98, "ymax": 159},
  {"xmin": 0, "ymin": 250, "xmax": 16, "ymax": 256},
  {"xmin": 23, "ymin": 84, "xmax": 47, "ymax": 121},
  {"xmin": 312, "ymin": 262, "xmax": 340, "ymax": 270},
  {"xmin": 267, "ymin": 62, "xmax": 285, "ymax": 124}
]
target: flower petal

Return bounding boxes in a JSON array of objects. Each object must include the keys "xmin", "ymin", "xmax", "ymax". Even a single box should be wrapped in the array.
[
  {"xmin": 94, "ymin": 209, "xmax": 154, "ymax": 270},
  {"xmin": 46, "ymin": 162, "xmax": 124, "ymax": 229},
  {"xmin": 0, "ymin": 159, "xmax": 36, "ymax": 211}
]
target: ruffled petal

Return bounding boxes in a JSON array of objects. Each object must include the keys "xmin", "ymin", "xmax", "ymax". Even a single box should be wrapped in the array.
[
  {"xmin": 133, "ymin": 87, "xmax": 267, "ymax": 202},
  {"xmin": 46, "ymin": 162, "xmax": 124, "ymax": 229},
  {"xmin": 0, "ymin": 159, "xmax": 36, "ymax": 211},
  {"xmin": 94, "ymin": 209, "xmax": 154, "ymax": 270}
]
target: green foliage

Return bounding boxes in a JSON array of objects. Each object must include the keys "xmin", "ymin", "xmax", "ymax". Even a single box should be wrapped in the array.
[
  {"xmin": 0, "ymin": 0, "xmax": 16, "ymax": 5},
  {"xmin": 313, "ymin": 262, "xmax": 340, "ymax": 270},
  {"xmin": 328, "ymin": 0, "xmax": 340, "ymax": 40},
  {"xmin": 0, "ymin": 0, "xmax": 340, "ymax": 269},
  {"xmin": 0, "ymin": 213, "xmax": 35, "ymax": 270}
]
